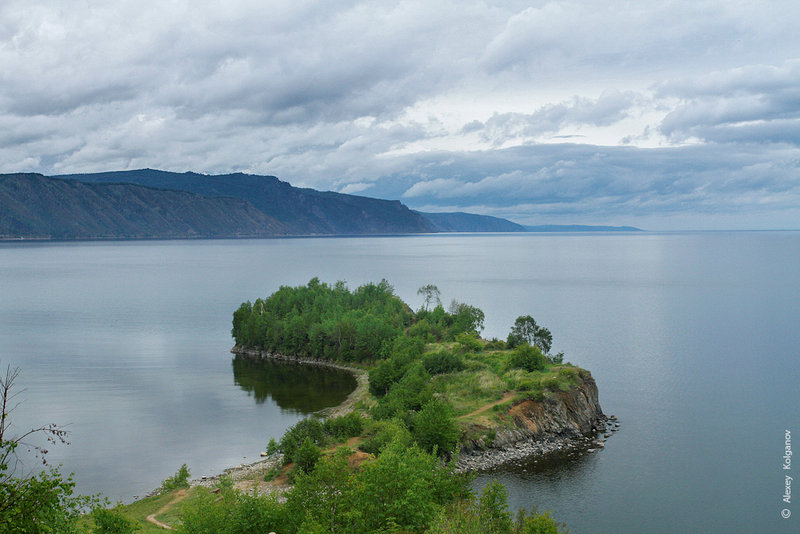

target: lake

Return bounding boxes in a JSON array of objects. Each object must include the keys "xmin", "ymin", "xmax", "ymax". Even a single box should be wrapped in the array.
[{"xmin": 1, "ymin": 232, "xmax": 798, "ymax": 532}]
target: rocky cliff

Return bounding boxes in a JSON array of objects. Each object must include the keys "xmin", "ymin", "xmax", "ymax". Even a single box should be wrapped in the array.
[{"xmin": 457, "ymin": 373, "xmax": 614, "ymax": 471}]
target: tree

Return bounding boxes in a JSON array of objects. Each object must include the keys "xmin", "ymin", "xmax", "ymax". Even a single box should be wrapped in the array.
[
  {"xmin": 412, "ymin": 399, "xmax": 459, "ymax": 456},
  {"xmin": 508, "ymin": 316, "xmax": 552, "ymax": 354},
  {"xmin": 448, "ymin": 301, "xmax": 485, "ymax": 335},
  {"xmin": 0, "ymin": 365, "xmax": 97, "ymax": 532},
  {"xmin": 418, "ymin": 285, "xmax": 442, "ymax": 311}
]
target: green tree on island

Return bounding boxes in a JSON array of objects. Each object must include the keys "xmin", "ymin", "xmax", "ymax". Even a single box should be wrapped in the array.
[{"xmin": 507, "ymin": 315, "xmax": 553, "ymax": 354}]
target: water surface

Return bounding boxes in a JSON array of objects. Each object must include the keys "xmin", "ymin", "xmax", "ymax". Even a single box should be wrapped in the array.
[{"xmin": 1, "ymin": 232, "xmax": 798, "ymax": 532}]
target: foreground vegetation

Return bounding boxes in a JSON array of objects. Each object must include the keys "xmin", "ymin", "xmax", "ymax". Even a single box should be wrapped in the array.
[{"xmin": 3, "ymin": 279, "xmax": 578, "ymax": 533}]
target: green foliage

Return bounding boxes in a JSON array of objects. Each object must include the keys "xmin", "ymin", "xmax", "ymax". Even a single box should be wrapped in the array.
[
  {"xmin": 294, "ymin": 438, "xmax": 321, "ymax": 474},
  {"xmin": 425, "ymin": 481, "xmax": 567, "ymax": 534},
  {"xmin": 484, "ymin": 338, "xmax": 507, "ymax": 350},
  {"xmin": 368, "ymin": 336, "xmax": 423, "ymax": 397},
  {"xmin": 159, "ymin": 464, "xmax": 191, "ymax": 494},
  {"xmin": 507, "ymin": 316, "xmax": 553, "ymax": 354},
  {"xmin": 448, "ymin": 301, "xmax": 485, "ymax": 337},
  {"xmin": 423, "ymin": 350, "xmax": 465, "ymax": 375},
  {"xmin": 455, "ymin": 332, "xmax": 483, "ymax": 354},
  {"xmin": 418, "ymin": 284, "xmax": 442, "ymax": 311},
  {"xmin": 323, "ymin": 412, "xmax": 364, "ymax": 441},
  {"xmin": 180, "ymin": 486, "xmax": 289, "ymax": 534},
  {"xmin": 232, "ymin": 278, "xmax": 409, "ymax": 362},
  {"xmin": 514, "ymin": 510, "xmax": 566, "ymax": 534},
  {"xmin": 372, "ymin": 363, "xmax": 433, "ymax": 421},
  {"xmin": 0, "ymin": 365, "xmax": 100, "ymax": 534},
  {"xmin": 509, "ymin": 345, "xmax": 548, "ymax": 373},
  {"xmin": 279, "ymin": 418, "xmax": 327, "ymax": 464},
  {"xmin": 479, "ymin": 481, "xmax": 513, "ymax": 533},
  {"xmin": 0, "ymin": 465, "xmax": 95, "ymax": 534},
  {"xmin": 266, "ymin": 437, "xmax": 279, "ymax": 455},
  {"xmin": 350, "ymin": 441, "xmax": 470, "ymax": 533},
  {"xmin": 412, "ymin": 399, "xmax": 460, "ymax": 455},
  {"xmin": 285, "ymin": 448, "xmax": 357, "ymax": 533},
  {"xmin": 91, "ymin": 507, "xmax": 140, "ymax": 534},
  {"xmin": 359, "ymin": 418, "xmax": 412, "ymax": 455}
]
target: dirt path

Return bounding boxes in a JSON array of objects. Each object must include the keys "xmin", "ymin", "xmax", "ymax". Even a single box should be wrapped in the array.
[
  {"xmin": 145, "ymin": 489, "xmax": 188, "ymax": 530},
  {"xmin": 461, "ymin": 391, "xmax": 516, "ymax": 419}
]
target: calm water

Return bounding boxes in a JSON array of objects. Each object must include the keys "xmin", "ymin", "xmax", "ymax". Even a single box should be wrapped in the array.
[{"xmin": 1, "ymin": 232, "xmax": 798, "ymax": 532}]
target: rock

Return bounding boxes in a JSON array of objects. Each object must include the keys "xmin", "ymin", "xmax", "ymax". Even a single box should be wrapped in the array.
[{"xmin": 260, "ymin": 452, "xmax": 268, "ymax": 457}]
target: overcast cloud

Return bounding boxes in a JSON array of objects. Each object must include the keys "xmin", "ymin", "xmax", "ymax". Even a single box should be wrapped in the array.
[{"xmin": 2, "ymin": 0, "xmax": 799, "ymax": 229}]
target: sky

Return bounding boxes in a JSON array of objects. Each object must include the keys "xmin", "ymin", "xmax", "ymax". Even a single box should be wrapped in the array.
[{"xmin": 1, "ymin": 1, "xmax": 799, "ymax": 230}]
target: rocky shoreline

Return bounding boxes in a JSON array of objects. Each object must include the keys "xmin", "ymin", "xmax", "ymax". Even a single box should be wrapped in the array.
[
  {"xmin": 456, "ymin": 414, "xmax": 620, "ymax": 472},
  {"xmin": 187, "ymin": 346, "xmax": 616, "ymax": 484}
]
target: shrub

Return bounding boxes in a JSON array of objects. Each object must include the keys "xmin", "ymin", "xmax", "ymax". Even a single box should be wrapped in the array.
[
  {"xmin": 368, "ymin": 337, "xmax": 424, "ymax": 397},
  {"xmin": 295, "ymin": 437, "xmax": 321, "ymax": 474},
  {"xmin": 281, "ymin": 418, "xmax": 326, "ymax": 464},
  {"xmin": 360, "ymin": 419, "xmax": 411, "ymax": 455},
  {"xmin": 509, "ymin": 345, "xmax": 547, "ymax": 373},
  {"xmin": 455, "ymin": 332, "xmax": 483, "ymax": 354},
  {"xmin": 91, "ymin": 508, "xmax": 140, "ymax": 534},
  {"xmin": 372, "ymin": 363, "xmax": 433, "ymax": 420},
  {"xmin": 484, "ymin": 338, "xmax": 507, "ymax": 351},
  {"xmin": 412, "ymin": 399, "xmax": 460, "ymax": 456},
  {"xmin": 423, "ymin": 350, "xmax": 465, "ymax": 375},
  {"xmin": 324, "ymin": 412, "xmax": 364, "ymax": 441},
  {"xmin": 159, "ymin": 463, "xmax": 190, "ymax": 494}
]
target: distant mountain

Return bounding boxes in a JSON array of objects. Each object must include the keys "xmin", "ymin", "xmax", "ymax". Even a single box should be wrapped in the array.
[
  {"xmin": 416, "ymin": 211, "xmax": 526, "ymax": 232},
  {"xmin": 523, "ymin": 224, "xmax": 642, "ymax": 232},
  {"xmin": 3, "ymin": 169, "xmax": 622, "ymax": 241},
  {"xmin": 58, "ymin": 169, "xmax": 433, "ymax": 236},
  {"xmin": 0, "ymin": 173, "xmax": 287, "ymax": 240}
]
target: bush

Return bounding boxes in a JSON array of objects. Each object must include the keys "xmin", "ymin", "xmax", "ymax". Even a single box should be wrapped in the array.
[
  {"xmin": 324, "ymin": 412, "xmax": 364, "ymax": 441},
  {"xmin": 159, "ymin": 463, "xmax": 190, "ymax": 494},
  {"xmin": 509, "ymin": 345, "xmax": 548, "ymax": 373},
  {"xmin": 368, "ymin": 337, "xmax": 424, "ymax": 397},
  {"xmin": 423, "ymin": 350, "xmax": 465, "ymax": 375},
  {"xmin": 412, "ymin": 399, "xmax": 460, "ymax": 456},
  {"xmin": 484, "ymin": 338, "xmax": 507, "ymax": 351},
  {"xmin": 359, "ymin": 419, "xmax": 411, "ymax": 455},
  {"xmin": 91, "ymin": 508, "xmax": 140, "ymax": 534},
  {"xmin": 455, "ymin": 332, "xmax": 483, "ymax": 354},
  {"xmin": 372, "ymin": 363, "xmax": 433, "ymax": 421},
  {"xmin": 280, "ymin": 418, "xmax": 326, "ymax": 464},
  {"xmin": 295, "ymin": 437, "xmax": 321, "ymax": 474}
]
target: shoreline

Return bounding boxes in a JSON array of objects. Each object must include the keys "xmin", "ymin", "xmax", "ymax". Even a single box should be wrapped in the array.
[
  {"xmin": 218, "ymin": 346, "xmax": 613, "ymax": 479},
  {"xmin": 179, "ymin": 347, "xmax": 370, "ymax": 490}
]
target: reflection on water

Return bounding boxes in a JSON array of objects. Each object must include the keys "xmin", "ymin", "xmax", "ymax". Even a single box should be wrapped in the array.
[{"xmin": 232, "ymin": 356, "xmax": 356, "ymax": 413}]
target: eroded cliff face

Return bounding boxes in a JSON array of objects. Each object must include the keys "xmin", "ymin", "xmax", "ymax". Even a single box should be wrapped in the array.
[
  {"xmin": 457, "ymin": 373, "xmax": 608, "ymax": 471},
  {"xmin": 506, "ymin": 374, "xmax": 603, "ymax": 440}
]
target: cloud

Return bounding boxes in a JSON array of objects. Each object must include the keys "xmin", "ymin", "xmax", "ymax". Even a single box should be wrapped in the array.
[
  {"xmin": 338, "ymin": 182, "xmax": 372, "ymax": 194},
  {"xmin": 656, "ymin": 60, "xmax": 800, "ymax": 144},
  {"xmin": 468, "ymin": 90, "xmax": 638, "ymax": 145},
  {"xmin": 390, "ymin": 143, "xmax": 800, "ymax": 228},
  {"xmin": 2, "ymin": 1, "xmax": 800, "ymax": 229}
]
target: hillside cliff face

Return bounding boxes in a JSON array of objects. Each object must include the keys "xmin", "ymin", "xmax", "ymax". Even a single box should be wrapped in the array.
[
  {"xmin": 458, "ymin": 373, "xmax": 608, "ymax": 470},
  {"xmin": 0, "ymin": 173, "xmax": 287, "ymax": 239},
  {"xmin": 58, "ymin": 169, "xmax": 434, "ymax": 236}
]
